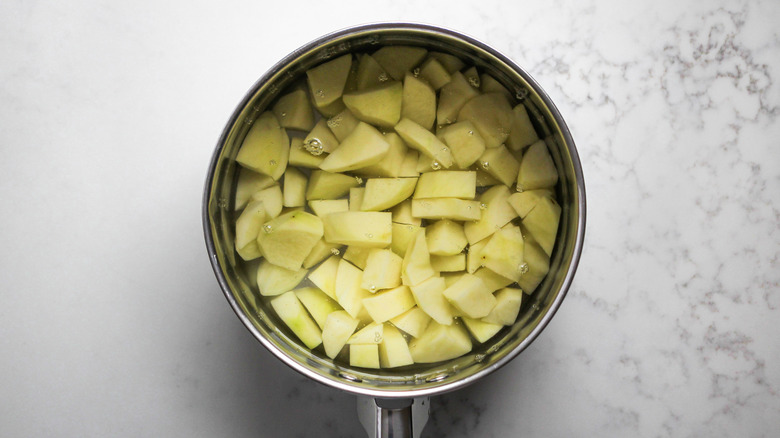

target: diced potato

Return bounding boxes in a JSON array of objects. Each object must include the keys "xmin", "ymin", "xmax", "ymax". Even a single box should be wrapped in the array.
[
  {"xmin": 322, "ymin": 310, "xmax": 360, "ymax": 359},
  {"xmin": 327, "ymin": 108, "xmax": 360, "ymax": 141},
  {"xmin": 334, "ymin": 258, "xmax": 372, "ymax": 319},
  {"xmin": 343, "ymin": 245, "xmax": 371, "ymax": 270},
  {"xmin": 461, "ymin": 317, "xmax": 503, "ymax": 343},
  {"xmin": 409, "ymin": 276, "xmax": 453, "ymax": 325},
  {"xmin": 478, "ymin": 145, "xmax": 519, "ymax": 187},
  {"xmin": 517, "ymin": 140, "xmax": 558, "ymax": 190},
  {"xmin": 308, "ymin": 254, "xmax": 340, "ymax": 299},
  {"xmin": 466, "ymin": 238, "xmax": 490, "ymax": 274},
  {"xmin": 302, "ymin": 238, "xmax": 341, "ymax": 269},
  {"xmin": 401, "ymin": 229, "xmax": 436, "ymax": 287},
  {"xmin": 343, "ymin": 82, "xmax": 403, "ymax": 128},
  {"xmin": 295, "ymin": 286, "xmax": 342, "ymax": 329},
  {"xmin": 288, "ymin": 138, "xmax": 326, "ymax": 168},
  {"xmin": 430, "ymin": 254, "xmax": 466, "ymax": 272},
  {"xmin": 413, "ymin": 171, "xmax": 476, "ymax": 199},
  {"xmin": 348, "ymin": 322, "xmax": 384, "ymax": 344},
  {"xmin": 418, "ymin": 57, "xmax": 451, "ymax": 90},
  {"xmin": 249, "ymin": 184, "xmax": 283, "ymax": 219},
  {"xmin": 482, "ymin": 287, "xmax": 523, "ymax": 326},
  {"xmin": 440, "ymin": 121, "xmax": 486, "ymax": 169},
  {"xmin": 390, "ymin": 307, "xmax": 431, "ymax": 338},
  {"xmin": 304, "ymin": 119, "xmax": 340, "ymax": 154},
  {"xmin": 361, "ymin": 178, "xmax": 418, "ymax": 211},
  {"xmin": 442, "ymin": 273, "xmax": 496, "ymax": 318},
  {"xmin": 322, "ymin": 211, "xmax": 392, "ymax": 248},
  {"xmin": 399, "ymin": 149, "xmax": 420, "ymax": 177},
  {"xmin": 521, "ymin": 196, "xmax": 561, "ymax": 256},
  {"xmin": 270, "ymin": 291, "xmax": 322, "ymax": 349},
  {"xmin": 479, "ymin": 73, "xmax": 512, "ymax": 100},
  {"xmin": 362, "ymin": 249, "xmax": 403, "ymax": 291},
  {"xmin": 309, "ymin": 199, "xmax": 349, "ymax": 218},
  {"xmin": 401, "ymin": 73, "xmax": 436, "ymax": 130},
  {"xmin": 257, "ymin": 211, "xmax": 323, "ymax": 271},
  {"xmin": 353, "ymin": 133, "xmax": 408, "ymax": 178},
  {"xmin": 505, "ymin": 104, "xmax": 539, "ymax": 151},
  {"xmin": 408, "ymin": 322, "xmax": 471, "ymax": 363},
  {"xmin": 306, "ymin": 170, "xmax": 360, "ymax": 200},
  {"xmin": 349, "ymin": 187, "xmax": 365, "ymax": 211},
  {"xmin": 319, "ymin": 122, "xmax": 390, "ymax": 172},
  {"xmin": 394, "ymin": 118, "xmax": 454, "ymax": 168},
  {"xmin": 462, "ymin": 66, "xmax": 479, "ymax": 87},
  {"xmin": 390, "ymin": 223, "xmax": 422, "ymax": 257},
  {"xmin": 379, "ymin": 324, "xmax": 414, "ymax": 368},
  {"xmin": 372, "ymin": 46, "xmax": 427, "ymax": 81},
  {"xmin": 428, "ymin": 51, "xmax": 465, "ymax": 74},
  {"xmin": 236, "ymin": 111, "xmax": 289, "ymax": 180},
  {"xmin": 355, "ymin": 53, "xmax": 388, "ymax": 91},
  {"xmin": 235, "ymin": 200, "xmax": 267, "ymax": 257},
  {"xmin": 235, "ymin": 169, "xmax": 275, "ymax": 210},
  {"xmin": 506, "ymin": 189, "xmax": 555, "ymax": 218},
  {"xmin": 473, "ymin": 267, "xmax": 514, "ymax": 293},
  {"xmin": 411, "ymin": 198, "xmax": 481, "ymax": 221},
  {"xmin": 457, "ymin": 93, "xmax": 513, "ymax": 149},
  {"xmin": 516, "ymin": 233, "xmax": 550, "ymax": 293},
  {"xmin": 362, "ymin": 286, "xmax": 416, "ymax": 322},
  {"xmin": 282, "ymin": 167, "xmax": 306, "ymax": 207},
  {"xmin": 481, "ymin": 224, "xmax": 525, "ymax": 282},
  {"xmin": 350, "ymin": 344, "xmax": 380, "ymax": 368},
  {"xmin": 437, "ymin": 72, "xmax": 480, "ymax": 125},
  {"xmin": 273, "ymin": 88, "xmax": 314, "ymax": 131},
  {"xmin": 306, "ymin": 54, "xmax": 353, "ymax": 114},
  {"xmin": 426, "ymin": 220, "xmax": 467, "ymax": 256},
  {"xmin": 391, "ymin": 200, "xmax": 421, "ymax": 226},
  {"xmin": 256, "ymin": 259, "xmax": 307, "ymax": 296},
  {"xmin": 463, "ymin": 185, "xmax": 517, "ymax": 244}
]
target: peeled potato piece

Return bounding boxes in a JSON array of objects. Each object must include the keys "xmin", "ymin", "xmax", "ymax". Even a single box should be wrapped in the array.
[{"xmin": 236, "ymin": 111, "xmax": 289, "ymax": 181}]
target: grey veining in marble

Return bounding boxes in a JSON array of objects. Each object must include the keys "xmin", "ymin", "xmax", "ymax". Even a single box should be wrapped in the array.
[{"xmin": 0, "ymin": 0, "xmax": 778, "ymax": 437}]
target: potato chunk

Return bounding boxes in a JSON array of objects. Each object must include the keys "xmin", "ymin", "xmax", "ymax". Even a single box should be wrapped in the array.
[{"xmin": 322, "ymin": 211, "xmax": 392, "ymax": 248}]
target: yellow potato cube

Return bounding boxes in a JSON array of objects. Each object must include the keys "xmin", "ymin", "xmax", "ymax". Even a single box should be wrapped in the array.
[
  {"xmin": 411, "ymin": 198, "xmax": 481, "ymax": 221},
  {"xmin": 426, "ymin": 219, "xmax": 468, "ymax": 256},
  {"xmin": 343, "ymin": 81, "xmax": 403, "ymax": 128},
  {"xmin": 322, "ymin": 211, "xmax": 392, "ymax": 248},
  {"xmin": 481, "ymin": 224, "xmax": 525, "ymax": 282},
  {"xmin": 517, "ymin": 140, "xmax": 559, "ymax": 191},
  {"xmin": 362, "ymin": 249, "xmax": 403, "ymax": 291},
  {"xmin": 319, "ymin": 122, "xmax": 390, "ymax": 172},
  {"xmin": 413, "ymin": 171, "xmax": 476, "ymax": 199},
  {"xmin": 322, "ymin": 310, "xmax": 359, "ymax": 359},
  {"xmin": 442, "ymin": 273, "xmax": 496, "ymax": 318},
  {"xmin": 410, "ymin": 276, "xmax": 453, "ymax": 325},
  {"xmin": 379, "ymin": 324, "xmax": 414, "ymax": 368},
  {"xmin": 390, "ymin": 307, "xmax": 431, "ymax": 338},
  {"xmin": 270, "ymin": 291, "xmax": 322, "ymax": 350},
  {"xmin": 408, "ymin": 322, "xmax": 471, "ymax": 363},
  {"xmin": 236, "ymin": 111, "xmax": 289, "ymax": 180},
  {"xmin": 362, "ymin": 286, "xmax": 416, "ymax": 323},
  {"xmin": 350, "ymin": 344, "xmax": 380, "ymax": 369}
]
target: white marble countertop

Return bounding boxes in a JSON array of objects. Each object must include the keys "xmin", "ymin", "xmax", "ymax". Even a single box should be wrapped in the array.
[{"xmin": 1, "ymin": 1, "xmax": 778, "ymax": 436}]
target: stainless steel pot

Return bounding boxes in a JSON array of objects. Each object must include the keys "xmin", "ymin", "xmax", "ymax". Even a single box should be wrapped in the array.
[{"xmin": 203, "ymin": 23, "xmax": 586, "ymax": 437}]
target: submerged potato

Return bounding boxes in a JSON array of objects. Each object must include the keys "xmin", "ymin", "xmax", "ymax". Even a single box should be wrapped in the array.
[{"xmin": 232, "ymin": 45, "xmax": 558, "ymax": 369}]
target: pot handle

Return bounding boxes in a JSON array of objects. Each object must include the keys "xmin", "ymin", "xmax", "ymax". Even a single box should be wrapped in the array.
[{"xmin": 357, "ymin": 396, "xmax": 430, "ymax": 438}]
